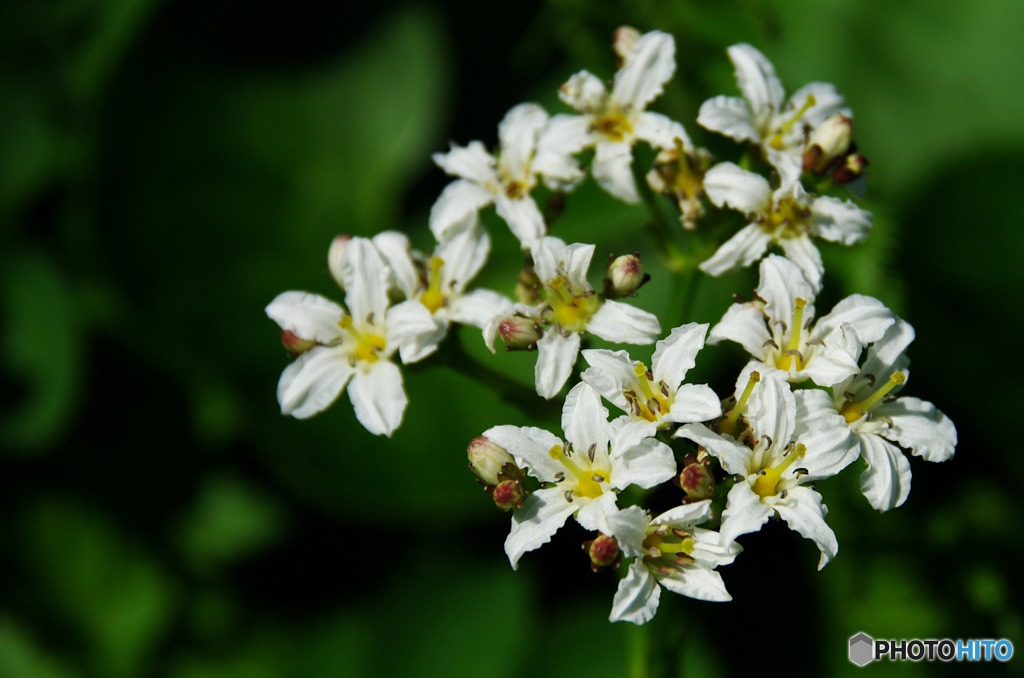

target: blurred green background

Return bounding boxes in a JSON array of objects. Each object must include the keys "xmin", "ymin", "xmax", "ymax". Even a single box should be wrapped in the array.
[{"xmin": 1, "ymin": 0, "xmax": 1021, "ymax": 675}]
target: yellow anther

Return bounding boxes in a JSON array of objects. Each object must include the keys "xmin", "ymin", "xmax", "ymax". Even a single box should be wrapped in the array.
[
  {"xmin": 753, "ymin": 444, "xmax": 805, "ymax": 498},
  {"xmin": 338, "ymin": 315, "xmax": 353, "ymax": 330},
  {"xmin": 768, "ymin": 94, "xmax": 817, "ymax": 150},
  {"xmin": 721, "ymin": 372, "xmax": 759, "ymax": 437},
  {"xmin": 840, "ymin": 372, "xmax": 905, "ymax": 424},
  {"xmin": 420, "ymin": 257, "xmax": 447, "ymax": 314}
]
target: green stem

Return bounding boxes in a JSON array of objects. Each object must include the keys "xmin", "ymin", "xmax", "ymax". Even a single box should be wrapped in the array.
[
  {"xmin": 633, "ymin": 161, "xmax": 687, "ymax": 273},
  {"xmin": 627, "ymin": 623, "xmax": 651, "ymax": 678}
]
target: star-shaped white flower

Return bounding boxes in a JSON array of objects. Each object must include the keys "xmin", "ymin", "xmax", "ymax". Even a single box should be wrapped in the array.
[
  {"xmin": 804, "ymin": 318, "xmax": 957, "ymax": 511},
  {"xmin": 699, "ymin": 164, "xmax": 871, "ymax": 291},
  {"xmin": 483, "ymin": 383, "xmax": 677, "ymax": 569},
  {"xmin": 605, "ymin": 500, "xmax": 741, "ymax": 624},
  {"xmin": 532, "ymin": 30, "xmax": 691, "ymax": 204},
  {"xmin": 430, "ymin": 103, "xmax": 550, "ymax": 248},
  {"xmin": 709, "ymin": 255, "xmax": 894, "ymax": 388},
  {"xmin": 265, "ymin": 238, "xmax": 436, "ymax": 436},
  {"xmin": 581, "ymin": 322, "xmax": 721, "ymax": 426},
  {"xmin": 697, "ymin": 44, "xmax": 849, "ymax": 184},
  {"xmin": 483, "ymin": 236, "xmax": 661, "ymax": 399},
  {"xmin": 370, "ymin": 216, "xmax": 512, "ymax": 362},
  {"xmin": 676, "ymin": 376, "xmax": 858, "ymax": 568}
]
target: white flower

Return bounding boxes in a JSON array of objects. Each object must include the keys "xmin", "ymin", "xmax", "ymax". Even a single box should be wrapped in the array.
[
  {"xmin": 483, "ymin": 383, "xmax": 677, "ymax": 569},
  {"xmin": 806, "ymin": 318, "xmax": 957, "ymax": 511},
  {"xmin": 605, "ymin": 500, "xmax": 741, "ymax": 624},
  {"xmin": 483, "ymin": 236, "xmax": 661, "ymax": 399},
  {"xmin": 370, "ymin": 217, "xmax": 512, "ymax": 362},
  {"xmin": 265, "ymin": 238, "xmax": 436, "ymax": 436},
  {"xmin": 581, "ymin": 322, "xmax": 721, "ymax": 425},
  {"xmin": 709, "ymin": 254, "xmax": 894, "ymax": 388},
  {"xmin": 533, "ymin": 30, "xmax": 691, "ymax": 203},
  {"xmin": 697, "ymin": 44, "xmax": 849, "ymax": 184},
  {"xmin": 430, "ymin": 103, "xmax": 550, "ymax": 247},
  {"xmin": 676, "ymin": 376, "xmax": 858, "ymax": 569},
  {"xmin": 699, "ymin": 164, "xmax": 871, "ymax": 290}
]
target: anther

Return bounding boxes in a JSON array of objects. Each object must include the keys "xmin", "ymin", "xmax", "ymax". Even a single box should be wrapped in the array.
[
  {"xmin": 587, "ymin": 443, "xmax": 596, "ymax": 463},
  {"xmin": 768, "ymin": 94, "xmax": 817, "ymax": 150},
  {"xmin": 591, "ymin": 474, "xmax": 605, "ymax": 483},
  {"xmin": 806, "ymin": 338, "xmax": 825, "ymax": 346},
  {"xmin": 565, "ymin": 490, "xmax": 574, "ymax": 503},
  {"xmin": 554, "ymin": 472, "xmax": 565, "ymax": 483},
  {"xmin": 763, "ymin": 339, "xmax": 779, "ymax": 349}
]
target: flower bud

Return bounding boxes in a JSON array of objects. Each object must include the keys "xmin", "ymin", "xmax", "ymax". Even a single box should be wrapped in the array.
[
  {"xmin": 584, "ymin": 534, "xmax": 621, "ymax": 572},
  {"xmin": 492, "ymin": 478, "xmax": 525, "ymax": 511},
  {"xmin": 831, "ymin": 153, "xmax": 870, "ymax": 184},
  {"xmin": 327, "ymin": 234, "xmax": 351, "ymax": 288},
  {"xmin": 604, "ymin": 253, "xmax": 647, "ymax": 297},
  {"xmin": 802, "ymin": 114, "xmax": 853, "ymax": 174},
  {"xmin": 281, "ymin": 330, "xmax": 316, "ymax": 356},
  {"xmin": 679, "ymin": 455, "xmax": 715, "ymax": 500},
  {"xmin": 468, "ymin": 436, "xmax": 515, "ymax": 486},
  {"xmin": 613, "ymin": 26, "xmax": 641, "ymax": 63},
  {"xmin": 497, "ymin": 315, "xmax": 542, "ymax": 350}
]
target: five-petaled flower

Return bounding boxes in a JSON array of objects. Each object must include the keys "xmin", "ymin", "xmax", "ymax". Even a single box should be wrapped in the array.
[
  {"xmin": 697, "ymin": 43, "xmax": 849, "ymax": 184},
  {"xmin": 605, "ymin": 500, "xmax": 741, "ymax": 624},
  {"xmin": 483, "ymin": 383, "xmax": 677, "ymax": 569},
  {"xmin": 699, "ymin": 164, "xmax": 871, "ymax": 291},
  {"xmin": 265, "ymin": 237, "xmax": 436, "ymax": 436},
  {"xmin": 533, "ymin": 30, "xmax": 691, "ymax": 204}
]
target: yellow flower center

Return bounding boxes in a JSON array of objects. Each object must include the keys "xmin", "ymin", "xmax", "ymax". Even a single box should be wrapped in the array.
[
  {"xmin": 548, "ymin": 444, "xmax": 607, "ymax": 500},
  {"xmin": 420, "ymin": 257, "xmax": 446, "ymax": 314},
  {"xmin": 839, "ymin": 372, "xmax": 905, "ymax": 424},
  {"xmin": 545, "ymin": 276, "xmax": 598, "ymax": 331},
  {"xmin": 753, "ymin": 444, "xmax": 806, "ymax": 498},
  {"xmin": 624, "ymin": 362, "xmax": 673, "ymax": 422},
  {"xmin": 338, "ymin": 315, "xmax": 387, "ymax": 364},
  {"xmin": 595, "ymin": 105, "xmax": 633, "ymax": 142},
  {"xmin": 776, "ymin": 297, "xmax": 807, "ymax": 371},
  {"xmin": 764, "ymin": 196, "xmax": 812, "ymax": 239},
  {"xmin": 767, "ymin": 93, "xmax": 816, "ymax": 150}
]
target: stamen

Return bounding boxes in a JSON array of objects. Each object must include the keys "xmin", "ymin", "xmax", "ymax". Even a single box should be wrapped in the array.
[
  {"xmin": 721, "ymin": 371, "xmax": 759, "ymax": 437},
  {"xmin": 753, "ymin": 444, "xmax": 806, "ymax": 498},
  {"xmin": 548, "ymin": 276, "xmax": 574, "ymax": 303},
  {"xmin": 840, "ymin": 372, "xmax": 905, "ymax": 424},
  {"xmin": 778, "ymin": 298, "xmax": 807, "ymax": 371},
  {"xmin": 338, "ymin": 314, "xmax": 386, "ymax": 363},
  {"xmin": 768, "ymin": 94, "xmax": 817, "ymax": 150},
  {"xmin": 629, "ymin": 362, "xmax": 670, "ymax": 422},
  {"xmin": 420, "ymin": 257, "xmax": 446, "ymax": 314}
]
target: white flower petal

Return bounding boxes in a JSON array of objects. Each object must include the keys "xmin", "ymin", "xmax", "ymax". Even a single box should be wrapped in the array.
[
  {"xmin": 703, "ymin": 163, "xmax": 772, "ymax": 215},
  {"xmin": 659, "ymin": 566, "xmax": 732, "ymax": 603},
  {"xmin": 689, "ymin": 526, "xmax": 742, "ymax": 568},
  {"xmin": 612, "ymin": 30, "xmax": 676, "ymax": 110},
  {"xmin": 606, "ymin": 506, "xmax": 651, "ymax": 558},
  {"xmin": 774, "ymin": 486, "xmax": 837, "ymax": 570},
  {"xmin": 342, "ymin": 238, "xmax": 392, "ymax": 327},
  {"xmin": 857, "ymin": 432, "xmax": 912, "ymax": 512},
  {"xmin": 581, "ymin": 348, "xmax": 636, "ymax": 413},
  {"xmin": 483, "ymin": 424, "xmax": 564, "ymax": 481},
  {"xmin": 793, "ymin": 389, "xmax": 860, "ymax": 479},
  {"xmin": 447, "ymin": 289, "xmax": 512, "ymax": 328},
  {"xmin": 495, "ymin": 194, "xmax": 546, "ymax": 248},
  {"xmin": 788, "ymin": 82, "xmax": 849, "ymax": 128},
  {"xmin": 608, "ymin": 415, "xmax": 658, "ymax": 458},
  {"xmin": 611, "ymin": 438, "xmax": 677, "ymax": 490},
  {"xmin": 587, "ymin": 301, "xmax": 661, "ymax": 345},
  {"xmin": 562, "ymin": 382, "xmax": 610, "ymax": 457},
  {"xmin": 433, "ymin": 218, "xmax": 490, "ymax": 294},
  {"xmin": 794, "ymin": 337, "xmax": 860, "ymax": 388},
  {"xmin": 674, "ymin": 423, "xmax": 751, "ymax": 477},
  {"xmin": 593, "ymin": 140, "xmax": 639, "ymax": 204},
  {"xmin": 395, "ymin": 317, "xmax": 447, "ymax": 364},
  {"xmin": 576, "ymin": 491, "xmax": 620, "ymax": 534},
  {"xmin": 707, "ymin": 302, "xmax": 771, "ymax": 360},
  {"xmin": 813, "ymin": 294, "xmax": 894, "ymax": 347},
  {"xmin": 720, "ymin": 481, "xmax": 773, "ymax": 545},
  {"xmin": 651, "ymin": 501, "xmax": 713, "ymax": 528},
  {"xmin": 429, "ymin": 179, "xmax": 495, "ymax": 240},
  {"xmin": 727, "ymin": 44, "xmax": 785, "ymax": 127},
  {"xmin": 699, "ymin": 223, "xmax": 772, "ymax": 277},
  {"xmin": 534, "ymin": 331, "xmax": 581, "ymax": 399},
  {"xmin": 860, "ymin": 318, "xmax": 915, "ymax": 381},
  {"xmin": 432, "ymin": 140, "xmax": 498, "ymax": 185},
  {"xmin": 559, "ymin": 70, "xmax": 607, "ymax": 113},
  {"xmin": 810, "ymin": 196, "xmax": 872, "ymax": 245},
  {"xmin": 652, "ymin": 322, "xmax": 707, "ymax": 391},
  {"xmin": 266, "ymin": 291, "xmax": 344, "ymax": 344},
  {"xmin": 277, "ymin": 346, "xmax": 353, "ymax": 419},
  {"xmin": 563, "ymin": 242, "xmax": 596, "ymax": 289},
  {"xmin": 498, "ymin": 103, "xmax": 549, "ymax": 182},
  {"xmin": 348, "ymin": 360, "xmax": 407, "ymax": 437},
  {"xmin": 877, "ymin": 397, "xmax": 957, "ymax": 463},
  {"xmin": 696, "ymin": 96, "xmax": 759, "ymax": 143},
  {"xmin": 610, "ymin": 560, "xmax": 660, "ymax": 625},
  {"xmin": 748, "ymin": 374, "xmax": 796, "ymax": 453},
  {"xmin": 530, "ymin": 236, "xmax": 568, "ymax": 284},
  {"xmin": 533, "ymin": 114, "xmax": 593, "ymax": 189},
  {"xmin": 778, "ymin": 234, "xmax": 825, "ymax": 294},
  {"xmin": 372, "ymin": 231, "xmax": 420, "ymax": 299},
  {"xmin": 756, "ymin": 254, "xmax": 815, "ymax": 331},
  {"xmin": 386, "ymin": 300, "xmax": 441, "ymax": 362},
  {"xmin": 662, "ymin": 384, "xmax": 722, "ymax": 424},
  {"xmin": 505, "ymin": 488, "xmax": 578, "ymax": 570},
  {"xmin": 632, "ymin": 112, "xmax": 691, "ymax": 152}
]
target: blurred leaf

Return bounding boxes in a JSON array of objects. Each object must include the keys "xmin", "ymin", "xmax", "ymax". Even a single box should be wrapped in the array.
[
  {"xmin": 0, "ymin": 251, "xmax": 83, "ymax": 453},
  {"xmin": 23, "ymin": 498, "xmax": 177, "ymax": 678},
  {"xmin": 0, "ymin": 614, "xmax": 79, "ymax": 678},
  {"xmin": 175, "ymin": 473, "xmax": 287, "ymax": 574}
]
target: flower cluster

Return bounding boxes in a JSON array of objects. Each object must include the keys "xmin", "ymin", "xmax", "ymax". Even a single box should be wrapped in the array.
[{"xmin": 266, "ymin": 29, "xmax": 956, "ymax": 624}]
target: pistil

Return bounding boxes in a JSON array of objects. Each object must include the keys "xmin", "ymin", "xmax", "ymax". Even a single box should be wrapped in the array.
[
  {"xmin": 419, "ymin": 257, "xmax": 446, "ymax": 314},
  {"xmin": 338, "ymin": 315, "xmax": 387, "ymax": 363},
  {"xmin": 548, "ymin": 445, "xmax": 604, "ymax": 499},
  {"xmin": 768, "ymin": 94, "xmax": 817, "ymax": 150},
  {"xmin": 721, "ymin": 371, "xmax": 760, "ymax": 437},
  {"xmin": 840, "ymin": 372, "xmax": 905, "ymax": 424},
  {"xmin": 753, "ymin": 444, "xmax": 805, "ymax": 498},
  {"xmin": 777, "ymin": 298, "xmax": 807, "ymax": 371}
]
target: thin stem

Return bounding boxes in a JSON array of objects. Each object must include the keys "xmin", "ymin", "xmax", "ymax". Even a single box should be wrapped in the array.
[
  {"xmin": 633, "ymin": 160, "xmax": 687, "ymax": 273},
  {"xmin": 627, "ymin": 623, "xmax": 651, "ymax": 678}
]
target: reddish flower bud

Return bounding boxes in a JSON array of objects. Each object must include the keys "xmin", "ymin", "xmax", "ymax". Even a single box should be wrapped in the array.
[
  {"xmin": 492, "ymin": 478, "xmax": 525, "ymax": 511},
  {"xmin": 281, "ymin": 330, "xmax": 316, "ymax": 355},
  {"xmin": 584, "ymin": 534, "xmax": 622, "ymax": 572},
  {"xmin": 327, "ymin": 234, "xmax": 351, "ymax": 288},
  {"xmin": 679, "ymin": 455, "xmax": 715, "ymax": 500},
  {"xmin": 497, "ymin": 315, "xmax": 542, "ymax": 350},
  {"xmin": 613, "ymin": 26, "xmax": 641, "ymax": 63},
  {"xmin": 831, "ymin": 153, "xmax": 870, "ymax": 184},
  {"xmin": 802, "ymin": 114, "xmax": 853, "ymax": 174},
  {"xmin": 468, "ymin": 436, "xmax": 515, "ymax": 486},
  {"xmin": 605, "ymin": 253, "xmax": 648, "ymax": 297}
]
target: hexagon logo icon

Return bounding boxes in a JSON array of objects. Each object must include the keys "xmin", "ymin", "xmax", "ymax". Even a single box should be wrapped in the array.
[{"xmin": 849, "ymin": 632, "xmax": 874, "ymax": 666}]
